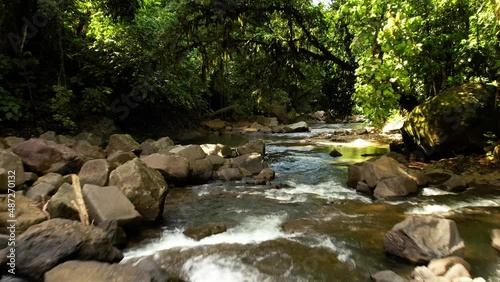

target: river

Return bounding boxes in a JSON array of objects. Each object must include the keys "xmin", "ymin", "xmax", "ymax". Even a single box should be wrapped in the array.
[{"xmin": 123, "ymin": 123, "xmax": 500, "ymax": 282}]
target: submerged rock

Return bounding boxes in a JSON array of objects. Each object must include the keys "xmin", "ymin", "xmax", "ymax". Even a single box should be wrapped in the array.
[{"xmin": 183, "ymin": 222, "xmax": 227, "ymax": 241}]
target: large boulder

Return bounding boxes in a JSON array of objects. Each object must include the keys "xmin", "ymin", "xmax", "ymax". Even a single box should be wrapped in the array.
[
  {"xmin": 231, "ymin": 153, "xmax": 266, "ymax": 175},
  {"xmin": 0, "ymin": 192, "xmax": 47, "ymax": 235},
  {"xmin": 72, "ymin": 140, "xmax": 106, "ymax": 161},
  {"xmin": 169, "ymin": 145, "xmax": 207, "ymax": 162},
  {"xmin": 82, "ymin": 184, "xmax": 142, "ymax": 230},
  {"xmin": 0, "ymin": 150, "xmax": 25, "ymax": 192},
  {"xmin": 373, "ymin": 175, "xmax": 418, "ymax": 200},
  {"xmin": 402, "ymin": 83, "xmax": 498, "ymax": 158},
  {"xmin": 237, "ymin": 139, "xmax": 265, "ymax": 156},
  {"xmin": 141, "ymin": 154, "xmax": 190, "ymax": 184},
  {"xmin": 140, "ymin": 137, "xmax": 175, "ymax": 156},
  {"xmin": 437, "ymin": 174, "xmax": 468, "ymax": 192},
  {"xmin": 48, "ymin": 183, "xmax": 79, "ymax": 220},
  {"xmin": 78, "ymin": 159, "xmax": 112, "ymax": 186},
  {"xmin": 190, "ymin": 158, "xmax": 214, "ymax": 182},
  {"xmin": 215, "ymin": 168, "xmax": 243, "ymax": 181},
  {"xmin": 0, "ymin": 219, "xmax": 123, "ymax": 281},
  {"xmin": 107, "ymin": 151, "xmax": 136, "ymax": 166},
  {"xmin": 200, "ymin": 143, "xmax": 232, "ymax": 158},
  {"xmin": 284, "ymin": 121, "xmax": 309, "ymax": 132},
  {"xmin": 362, "ymin": 156, "xmax": 410, "ymax": 188},
  {"xmin": 74, "ymin": 132, "xmax": 103, "ymax": 147},
  {"xmin": 44, "ymin": 260, "xmax": 154, "ymax": 282},
  {"xmin": 383, "ymin": 216, "xmax": 465, "ymax": 263},
  {"xmin": 108, "ymin": 159, "xmax": 168, "ymax": 221},
  {"xmin": 12, "ymin": 139, "xmax": 81, "ymax": 174},
  {"xmin": 106, "ymin": 134, "xmax": 141, "ymax": 155}
]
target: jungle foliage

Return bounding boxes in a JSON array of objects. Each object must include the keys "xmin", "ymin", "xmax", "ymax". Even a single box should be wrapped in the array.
[{"xmin": 0, "ymin": 0, "xmax": 498, "ymax": 131}]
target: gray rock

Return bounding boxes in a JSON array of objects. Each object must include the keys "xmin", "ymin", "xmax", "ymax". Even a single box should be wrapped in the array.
[
  {"xmin": 44, "ymin": 260, "xmax": 153, "ymax": 282},
  {"xmin": 373, "ymin": 175, "xmax": 418, "ymax": 200},
  {"xmin": 78, "ymin": 159, "xmax": 111, "ymax": 186},
  {"xmin": 106, "ymin": 134, "xmax": 141, "ymax": 155},
  {"xmin": 237, "ymin": 139, "xmax": 265, "ymax": 156},
  {"xmin": 83, "ymin": 184, "xmax": 142, "ymax": 230},
  {"xmin": 39, "ymin": 131, "xmax": 59, "ymax": 142},
  {"xmin": 190, "ymin": 158, "xmax": 214, "ymax": 182},
  {"xmin": 58, "ymin": 135, "xmax": 76, "ymax": 147},
  {"xmin": 207, "ymin": 154, "xmax": 225, "ymax": 167},
  {"xmin": 347, "ymin": 163, "xmax": 363, "ymax": 188},
  {"xmin": 383, "ymin": 216, "xmax": 465, "ymax": 263},
  {"xmin": 48, "ymin": 183, "xmax": 79, "ymax": 220},
  {"xmin": 12, "ymin": 139, "xmax": 81, "ymax": 174},
  {"xmin": 0, "ymin": 219, "xmax": 123, "ymax": 281},
  {"xmin": 0, "ymin": 193, "xmax": 47, "ymax": 235},
  {"xmin": 72, "ymin": 140, "xmax": 106, "ymax": 161},
  {"xmin": 438, "ymin": 174, "xmax": 468, "ymax": 192},
  {"xmin": 215, "ymin": 168, "xmax": 243, "ymax": 181},
  {"xmin": 183, "ymin": 222, "xmax": 227, "ymax": 241},
  {"xmin": 169, "ymin": 145, "xmax": 207, "ymax": 162},
  {"xmin": 141, "ymin": 154, "xmax": 190, "ymax": 184},
  {"xmin": 132, "ymin": 259, "xmax": 169, "ymax": 282},
  {"xmin": 362, "ymin": 156, "xmax": 408, "ymax": 188},
  {"xmin": 0, "ymin": 150, "xmax": 25, "ymax": 191},
  {"xmin": 107, "ymin": 151, "xmax": 137, "ymax": 166},
  {"xmin": 255, "ymin": 168, "xmax": 275, "ymax": 181},
  {"xmin": 356, "ymin": 181, "xmax": 371, "ymax": 194},
  {"xmin": 26, "ymin": 182, "xmax": 57, "ymax": 200},
  {"xmin": 0, "ymin": 234, "xmax": 8, "ymax": 249},
  {"xmin": 285, "ymin": 121, "xmax": 309, "ymax": 132},
  {"xmin": 370, "ymin": 270, "xmax": 407, "ymax": 282},
  {"xmin": 109, "ymin": 159, "xmax": 168, "ymax": 221},
  {"xmin": 33, "ymin": 172, "xmax": 64, "ymax": 188},
  {"xmin": 231, "ymin": 153, "xmax": 266, "ymax": 175},
  {"xmin": 75, "ymin": 132, "xmax": 103, "ymax": 147}
]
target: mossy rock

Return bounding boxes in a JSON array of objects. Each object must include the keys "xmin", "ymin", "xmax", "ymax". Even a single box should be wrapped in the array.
[{"xmin": 402, "ymin": 83, "xmax": 498, "ymax": 158}]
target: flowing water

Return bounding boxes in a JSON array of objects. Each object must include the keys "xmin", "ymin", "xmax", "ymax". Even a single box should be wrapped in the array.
[{"xmin": 123, "ymin": 123, "xmax": 500, "ymax": 282}]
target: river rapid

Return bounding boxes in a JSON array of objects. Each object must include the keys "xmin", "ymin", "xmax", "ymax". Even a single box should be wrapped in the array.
[{"xmin": 123, "ymin": 123, "xmax": 500, "ymax": 282}]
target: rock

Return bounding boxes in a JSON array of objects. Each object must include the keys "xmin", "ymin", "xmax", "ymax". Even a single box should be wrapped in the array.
[
  {"xmin": 373, "ymin": 175, "xmax": 418, "ymax": 200},
  {"xmin": 44, "ymin": 260, "xmax": 154, "ymax": 282},
  {"xmin": 12, "ymin": 139, "xmax": 81, "ymax": 174},
  {"xmin": 215, "ymin": 168, "xmax": 243, "ymax": 181},
  {"xmin": 109, "ymin": 159, "xmax": 168, "ymax": 221},
  {"xmin": 34, "ymin": 172, "xmax": 64, "ymax": 188},
  {"xmin": 386, "ymin": 151, "xmax": 409, "ymax": 166},
  {"xmin": 347, "ymin": 163, "xmax": 363, "ymax": 188},
  {"xmin": 207, "ymin": 154, "xmax": 225, "ymax": 168},
  {"xmin": 107, "ymin": 151, "xmax": 137, "ymax": 166},
  {"xmin": 190, "ymin": 158, "xmax": 214, "ymax": 182},
  {"xmin": 411, "ymin": 266, "xmax": 437, "ymax": 281},
  {"xmin": 356, "ymin": 181, "xmax": 371, "ymax": 194},
  {"xmin": 438, "ymin": 174, "xmax": 468, "ymax": 192},
  {"xmin": 492, "ymin": 229, "xmax": 500, "ymax": 251},
  {"xmin": 255, "ymin": 168, "xmax": 275, "ymax": 181},
  {"xmin": 428, "ymin": 256, "xmax": 472, "ymax": 276},
  {"xmin": 106, "ymin": 134, "xmax": 141, "ymax": 155},
  {"xmin": 0, "ymin": 218, "xmax": 123, "ymax": 281},
  {"xmin": 141, "ymin": 137, "xmax": 175, "ymax": 156},
  {"xmin": 255, "ymin": 116, "xmax": 279, "ymax": 127},
  {"xmin": 444, "ymin": 263, "xmax": 471, "ymax": 281},
  {"xmin": 231, "ymin": 153, "xmax": 266, "ymax": 175},
  {"xmin": 141, "ymin": 154, "xmax": 190, "ymax": 184},
  {"xmin": 383, "ymin": 216, "xmax": 465, "ymax": 263},
  {"xmin": 237, "ymin": 139, "xmax": 265, "ymax": 156},
  {"xmin": 239, "ymin": 168, "xmax": 254, "ymax": 177},
  {"xmin": 362, "ymin": 156, "xmax": 409, "ymax": 188},
  {"xmin": 183, "ymin": 222, "xmax": 227, "ymax": 241},
  {"xmin": 48, "ymin": 183, "xmax": 79, "ymax": 220},
  {"xmin": 78, "ymin": 159, "xmax": 111, "ymax": 186},
  {"xmin": 248, "ymin": 122, "xmax": 272, "ymax": 133},
  {"xmin": 3, "ymin": 136, "xmax": 25, "ymax": 147},
  {"xmin": 0, "ymin": 150, "xmax": 25, "ymax": 192},
  {"xmin": 408, "ymin": 169, "xmax": 429, "ymax": 187},
  {"xmin": 74, "ymin": 132, "xmax": 103, "ymax": 147},
  {"xmin": 39, "ymin": 131, "xmax": 59, "ymax": 142},
  {"xmin": 26, "ymin": 182, "xmax": 57, "ymax": 200},
  {"xmin": 370, "ymin": 270, "xmax": 407, "ymax": 282},
  {"xmin": 285, "ymin": 121, "xmax": 309, "ymax": 132},
  {"xmin": 0, "ymin": 234, "xmax": 8, "ymax": 249},
  {"xmin": 200, "ymin": 143, "xmax": 232, "ymax": 158},
  {"xmin": 202, "ymin": 119, "xmax": 227, "ymax": 131},
  {"xmin": 58, "ymin": 135, "xmax": 76, "ymax": 147},
  {"xmin": 0, "ymin": 192, "xmax": 47, "ymax": 234},
  {"xmin": 425, "ymin": 170, "xmax": 453, "ymax": 185},
  {"xmin": 329, "ymin": 149, "xmax": 342, "ymax": 157},
  {"xmin": 170, "ymin": 145, "xmax": 207, "ymax": 161},
  {"xmin": 91, "ymin": 118, "xmax": 119, "ymax": 140},
  {"xmin": 0, "ymin": 276, "xmax": 29, "ymax": 282},
  {"xmin": 132, "ymin": 258, "xmax": 169, "ymax": 282},
  {"xmin": 23, "ymin": 172, "xmax": 38, "ymax": 184},
  {"xmin": 72, "ymin": 140, "xmax": 106, "ymax": 161},
  {"xmin": 83, "ymin": 184, "xmax": 142, "ymax": 230},
  {"xmin": 402, "ymin": 83, "xmax": 496, "ymax": 158}
]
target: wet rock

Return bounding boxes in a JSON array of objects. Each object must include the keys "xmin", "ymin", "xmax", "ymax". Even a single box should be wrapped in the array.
[
  {"xmin": 0, "ymin": 192, "xmax": 47, "ymax": 234},
  {"xmin": 201, "ymin": 143, "xmax": 232, "ymax": 158},
  {"xmin": 427, "ymin": 256, "xmax": 471, "ymax": 276},
  {"xmin": 107, "ymin": 151, "xmax": 137, "ymax": 166},
  {"xmin": 109, "ymin": 158, "xmax": 168, "ymax": 221},
  {"xmin": 26, "ymin": 182, "xmax": 57, "ymax": 200},
  {"xmin": 33, "ymin": 172, "xmax": 64, "ymax": 188},
  {"xmin": 284, "ymin": 121, "xmax": 309, "ymax": 132},
  {"xmin": 48, "ymin": 183, "xmax": 79, "ymax": 220},
  {"xmin": 44, "ymin": 260, "xmax": 153, "ymax": 282},
  {"xmin": 356, "ymin": 181, "xmax": 371, "ymax": 194},
  {"xmin": 83, "ymin": 184, "xmax": 142, "ymax": 230},
  {"xmin": 106, "ymin": 134, "xmax": 141, "ymax": 155},
  {"xmin": 492, "ymin": 229, "xmax": 500, "ymax": 251},
  {"xmin": 74, "ymin": 132, "xmax": 103, "ymax": 147},
  {"xmin": 237, "ymin": 139, "xmax": 265, "ymax": 156},
  {"xmin": 12, "ymin": 139, "xmax": 81, "ymax": 175},
  {"xmin": 183, "ymin": 222, "xmax": 227, "ymax": 241},
  {"xmin": 215, "ymin": 168, "xmax": 242, "ymax": 181},
  {"xmin": 373, "ymin": 175, "xmax": 418, "ymax": 200},
  {"xmin": 141, "ymin": 154, "xmax": 190, "ymax": 185},
  {"xmin": 132, "ymin": 258, "xmax": 169, "ymax": 282},
  {"xmin": 72, "ymin": 140, "xmax": 106, "ymax": 161},
  {"xmin": 255, "ymin": 168, "xmax": 276, "ymax": 181},
  {"xmin": 347, "ymin": 163, "xmax": 363, "ymax": 188},
  {"xmin": 329, "ymin": 149, "xmax": 342, "ymax": 157},
  {"xmin": 438, "ymin": 174, "xmax": 468, "ymax": 192},
  {"xmin": 231, "ymin": 153, "xmax": 266, "ymax": 175},
  {"xmin": 0, "ymin": 218, "xmax": 123, "ymax": 281},
  {"xmin": 0, "ymin": 150, "xmax": 25, "ymax": 191},
  {"xmin": 370, "ymin": 270, "xmax": 407, "ymax": 282},
  {"xmin": 383, "ymin": 216, "xmax": 465, "ymax": 263},
  {"xmin": 78, "ymin": 159, "xmax": 111, "ymax": 186}
]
